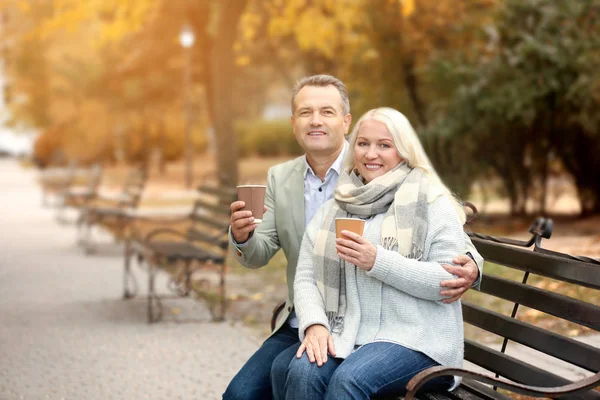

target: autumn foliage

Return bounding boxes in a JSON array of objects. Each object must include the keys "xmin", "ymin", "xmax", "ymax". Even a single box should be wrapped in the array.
[{"xmin": 2, "ymin": 0, "xmax": 599, "ymax": 214}]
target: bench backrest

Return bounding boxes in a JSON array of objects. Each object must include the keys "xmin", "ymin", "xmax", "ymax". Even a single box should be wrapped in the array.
[
  {"xmin": 85, "ymin": 164, "xmax": 103, "ymax": 192},
  {"xmin": 118, "ymin": 166, "xmax": 148, "ymax": 209},
  {"xmin": 187, "ymin": 185, "xmax": 237, "ymax": 253},
  {"xmin": 465, "ymin": 226, "xmax": 600, "ymax": 398}
]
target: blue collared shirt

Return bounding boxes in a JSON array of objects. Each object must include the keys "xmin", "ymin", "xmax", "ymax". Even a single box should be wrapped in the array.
[
  {"xmin": 303, "ymin": 141, "xmax": 348, "ymax": 227},
  {"xmin": 288, "ymin": 142, "xmax": 348, "ymax": 328}
]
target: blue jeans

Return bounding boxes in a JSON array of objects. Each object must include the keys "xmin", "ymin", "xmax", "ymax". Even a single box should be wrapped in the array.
[
  {"xmin": 222, "ymin": 323, "xmax": 300, "ymax": 400},
  {"xmin": 280, "ymin": 341, "xmax": 453, "ymax": 400}
]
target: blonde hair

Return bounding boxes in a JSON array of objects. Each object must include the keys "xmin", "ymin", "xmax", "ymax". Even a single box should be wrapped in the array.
[{"xmin": 343, "ymin": 107, "xmax": 466, "ymax": 222}]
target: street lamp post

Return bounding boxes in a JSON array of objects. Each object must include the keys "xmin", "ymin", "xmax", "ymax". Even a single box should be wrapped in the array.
[{"xmin": 179, "ymin": 24, "xmax": 195, "ymax": 189}]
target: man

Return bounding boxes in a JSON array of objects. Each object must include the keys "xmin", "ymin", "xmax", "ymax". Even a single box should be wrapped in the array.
[{"xmin": 222, "ymin": 75, "xmax": 481, "ymax": 400}]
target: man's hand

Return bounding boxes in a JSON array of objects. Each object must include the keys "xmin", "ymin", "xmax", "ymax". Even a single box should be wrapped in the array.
[
  {"xmin": 229, "ymin": 201, "xmax": 267, "ymax": 243},
  {"xmin": 297, "ymin": 324, "xmax": 336, "ymax": 366},
  {"xmin": 440, "ymin": 254, "xmax": 479, "ymax": 304},
  {"xmin": 336, "ymin": 230, "xmax": 377, "ymax": 271}
]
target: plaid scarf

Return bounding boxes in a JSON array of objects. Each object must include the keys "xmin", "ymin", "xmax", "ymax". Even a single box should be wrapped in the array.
[{"xmin": 313, "ymin": 162, "xmax": 431, "ymax": 334}]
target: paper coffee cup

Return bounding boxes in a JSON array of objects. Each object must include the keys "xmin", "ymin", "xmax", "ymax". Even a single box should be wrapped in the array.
[
  {"xmin": 237, "ymin": 185, "xmax": 266, "ymax": 223},
  {"xmin": 335, "ymin": 218, "xmax": 365, "ymax": 238}
]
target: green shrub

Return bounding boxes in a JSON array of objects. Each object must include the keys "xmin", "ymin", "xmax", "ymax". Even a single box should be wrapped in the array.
[{"xmin": 235, "ymin": 119, "xmax": 303, "ymax": 157}]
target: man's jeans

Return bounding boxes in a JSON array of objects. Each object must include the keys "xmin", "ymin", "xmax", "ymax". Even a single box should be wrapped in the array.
[
  {"xmin": 277, "ymin": 341, "xmax": 453, "ymax": 400},
  {"xmin": 222, "ymin": 323, "xmax": 300, "ymax": 400}
]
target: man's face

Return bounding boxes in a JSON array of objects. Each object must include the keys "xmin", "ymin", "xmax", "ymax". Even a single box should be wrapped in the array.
[{"xmin": 291, "ymin": 85, "xmax": 351, "ymax": 157}]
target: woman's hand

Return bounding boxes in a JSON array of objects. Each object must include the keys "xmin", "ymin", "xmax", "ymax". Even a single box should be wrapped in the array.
[
  {"xmin": 296, "ymin": 324, "xmax": 336, "ymax": 366},
  {"xmin": 336, "ymin": 230, "xmax": 377, "ymax": 271}
]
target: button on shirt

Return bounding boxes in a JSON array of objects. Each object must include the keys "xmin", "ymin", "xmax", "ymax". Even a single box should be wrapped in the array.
[{"xmin": 288, "ymin": 141, "xmax": 348, "ymax": 328}]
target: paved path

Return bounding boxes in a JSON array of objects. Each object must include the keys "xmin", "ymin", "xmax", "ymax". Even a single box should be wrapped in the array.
[{"xmin": 0, "ymin": 160, "xmax": 259, "ymax": 400}]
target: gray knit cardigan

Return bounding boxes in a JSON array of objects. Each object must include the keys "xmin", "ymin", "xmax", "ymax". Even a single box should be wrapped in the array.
[{"xmin": 294, "ymin": 195, "xmax": 465, "ymax": 368}]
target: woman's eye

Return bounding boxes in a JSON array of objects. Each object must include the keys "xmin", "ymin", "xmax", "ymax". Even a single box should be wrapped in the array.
[
  {"xmin": 358, "ymin": 142, "xmax": 368, "ymax": 146},
  {"xmin": 380, "ymin": 143, "xmax": 391, "ymax": 149}
]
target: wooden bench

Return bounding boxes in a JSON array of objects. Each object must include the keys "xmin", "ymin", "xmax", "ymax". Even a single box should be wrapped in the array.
[
  {"xmin": 55, "ymin": 164, "xmax": 103, "ymax": 224},
  {"xmin": 271, "ymin": 218, "xmax": 600, "ymax": 399},
  {"xmin": 123, "ymin": 184, "xmax": 236, "ymax": 323},
  {"xmin": 38, "ymin": 161, "xmax": 92, "ymax": 207},
  {"xmin": 78, "ymin": 165, "xmax": 148, "ymax": 254},
  {"xmin": 404, "ymin": 218, "xmax": 600, "ymax": 399}
]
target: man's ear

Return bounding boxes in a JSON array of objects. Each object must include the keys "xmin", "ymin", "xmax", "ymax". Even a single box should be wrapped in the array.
[
  {"xmin": 290, "ymin": 115, "xmax": 295, "ymax": 126},
  {"xmin": 344, "ymin": 114, "xmax": 352, "ymax": 133}
]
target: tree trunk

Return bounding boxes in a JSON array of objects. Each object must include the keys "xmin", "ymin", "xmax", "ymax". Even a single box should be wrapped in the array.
[
  {"xmin": 402, "ymin": 56, "xmax": 428, "ymax": 127},
  {"xmin": 368, "ymin": 0, "xmax": 427, "ymax": 127},
  {"xmin": 208, "ymin": 0, "xmax": 248, "ymax": 188}
]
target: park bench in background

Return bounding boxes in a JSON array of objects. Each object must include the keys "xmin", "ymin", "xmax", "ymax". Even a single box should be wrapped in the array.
[
  {"xmin": 270, "ymin": 218, "xmax": 600, "ymax": 400},
  {"xmin": 123, "ymin": 184, "xmax": 236, "ymax": 323},
  {"xmin": 38, "ymin": 161, "xmax": 77, "ymax": 207},
  {"xmin": 55, "ymin": 164, "xmax": 103, "ymax": 224},
  {"xmin": 78, "ymin": 165, "xmax": 148, "ymax": 254}
]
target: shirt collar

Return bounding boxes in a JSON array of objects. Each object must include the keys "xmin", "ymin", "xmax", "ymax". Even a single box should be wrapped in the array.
[{"xmin": 304, "ymin": 140, "xmax": 348, "ymax": 179}]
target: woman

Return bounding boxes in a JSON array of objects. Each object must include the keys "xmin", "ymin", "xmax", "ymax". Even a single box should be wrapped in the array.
[{"xmin": 281, "ymin": 107, "xmax": 467, "ymax": 399}]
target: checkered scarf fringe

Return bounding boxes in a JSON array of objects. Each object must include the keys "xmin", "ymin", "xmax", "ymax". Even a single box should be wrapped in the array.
[{"xmin": 313, "ymin": 162, "xmax": 430, "ymax": 334}]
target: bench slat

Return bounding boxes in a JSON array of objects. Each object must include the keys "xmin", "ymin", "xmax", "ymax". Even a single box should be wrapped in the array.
[
  {"xmin": 463, "ymin": 302, "xmax": 600, "ymax": 372},
  {"xmin": 187, "ymin": 228, "xmax": 228, "ymax": 249},
  {"xmin": 192, "ymin": 199, "xmax": 232, "ymax": 217},
  {"xmin": 142, "ymin": 240, "xmax": 225, "ymax": 263},
  {"xmin": 464, "ymin": 340, "xmax": 600, "ymax": 400},
  {"xmin": 459, "ymin": 380, "xmax": 513, "ymax": 400},
  {"xmin": 472, "ymin": 238, "xmax": 600, "ymax": 289},
  {"xmin": 479, "ymin": 274, "xmax": 600, "ymax": 330},
  {"xmin": 191, "ymin": 214, "xmax": 231, "ymax": 230},
  {"xmin": 198, "ymin": 185, "xmax": 238, "ymax": 200},
  {"xmin": 389, "ymin": 379, "xmax": 513, "ymax": 400}
]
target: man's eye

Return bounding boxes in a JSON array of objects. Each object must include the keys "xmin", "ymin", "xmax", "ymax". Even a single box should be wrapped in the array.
[{"xmin": 323, "ymin": 110, "xmax": 334, "ymax": 115}]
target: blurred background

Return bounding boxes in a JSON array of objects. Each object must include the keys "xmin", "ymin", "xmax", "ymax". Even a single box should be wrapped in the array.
[
  {"xmin": 1, "ymin": 0, "xmax": 599, "ymax": 234},
  {"xmin": 2, "ymin": 0, "xmax": 599, "ymax": 217},
  {"xmin": 0, "ymin": 0, "xmax": 598, "ymax": 350}
]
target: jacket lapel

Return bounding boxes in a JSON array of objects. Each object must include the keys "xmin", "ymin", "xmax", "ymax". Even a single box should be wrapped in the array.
[{"xmin": 286, "ymin": 160, "xmax": 306, "ymax": 244}]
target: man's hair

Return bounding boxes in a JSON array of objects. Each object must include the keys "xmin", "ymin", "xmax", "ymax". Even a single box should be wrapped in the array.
[{"xmin": 291, "ymin": 74, "xmax": 350, "ymax": 115}]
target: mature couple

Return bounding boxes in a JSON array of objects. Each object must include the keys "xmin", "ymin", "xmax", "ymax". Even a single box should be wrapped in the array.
[{"xmin": 223, "ymin": 75, "xmax": 482, "ymax": 400}]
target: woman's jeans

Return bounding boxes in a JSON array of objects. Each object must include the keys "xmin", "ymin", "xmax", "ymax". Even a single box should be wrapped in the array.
[
  {"xmin": 276, "ymin": 341, "xmax": 453, "ymax": 400},
  {"xmin": 222, "ymin": 323, "xmax": 300, "ymax": 400}
]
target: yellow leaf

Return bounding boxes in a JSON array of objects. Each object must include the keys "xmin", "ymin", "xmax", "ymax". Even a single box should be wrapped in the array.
[
  {"xmin": 401, "ymin": 0, "xmax": 415, "ymax": 17},
  {"xmin": 236, "ymin": 55, "xmax": 251, "ymax": 67},
  {"xmin": 251, "ymin": 292, "xmax": 265, "ymax": 301},
  {"xmin": 17, "ymin": 0, "xmax": 31, "ymax": 13}
]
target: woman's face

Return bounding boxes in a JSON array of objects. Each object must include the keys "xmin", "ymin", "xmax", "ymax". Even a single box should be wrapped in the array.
[{"xmin": 354, "ymin": 118, "xmax": 404, "ymax": 184}]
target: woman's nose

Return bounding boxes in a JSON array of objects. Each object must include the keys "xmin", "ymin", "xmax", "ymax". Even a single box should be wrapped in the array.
[{"xmin": 365, "ymin": 146, "xmax": 378, "ymax": 159}]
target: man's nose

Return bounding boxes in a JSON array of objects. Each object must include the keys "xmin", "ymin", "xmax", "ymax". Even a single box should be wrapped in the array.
[{"xmin": 310, "ymin": 112, "xmax": 322, "ymax": 126}]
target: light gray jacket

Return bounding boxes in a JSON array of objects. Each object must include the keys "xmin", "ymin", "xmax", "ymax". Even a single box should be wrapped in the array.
[{"xmin": 230, "ymin": 156, "xmax": 308, "ymax": 333}]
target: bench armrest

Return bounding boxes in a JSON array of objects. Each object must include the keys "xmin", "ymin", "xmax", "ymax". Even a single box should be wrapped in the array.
[
  {"xmin": 130, "ymin": 214, "xmax": 191, "ymax": 224},
  {"xmin": 405, "ymin": 366, "xmax": 600, "ymax": 400},
  {"xmin": 127, "ymin": 216, "xmax": 193, "ymax": 241},
  {"xmin": 270, "ymin": 301, "xmax": 286, "ymax": 332}
]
